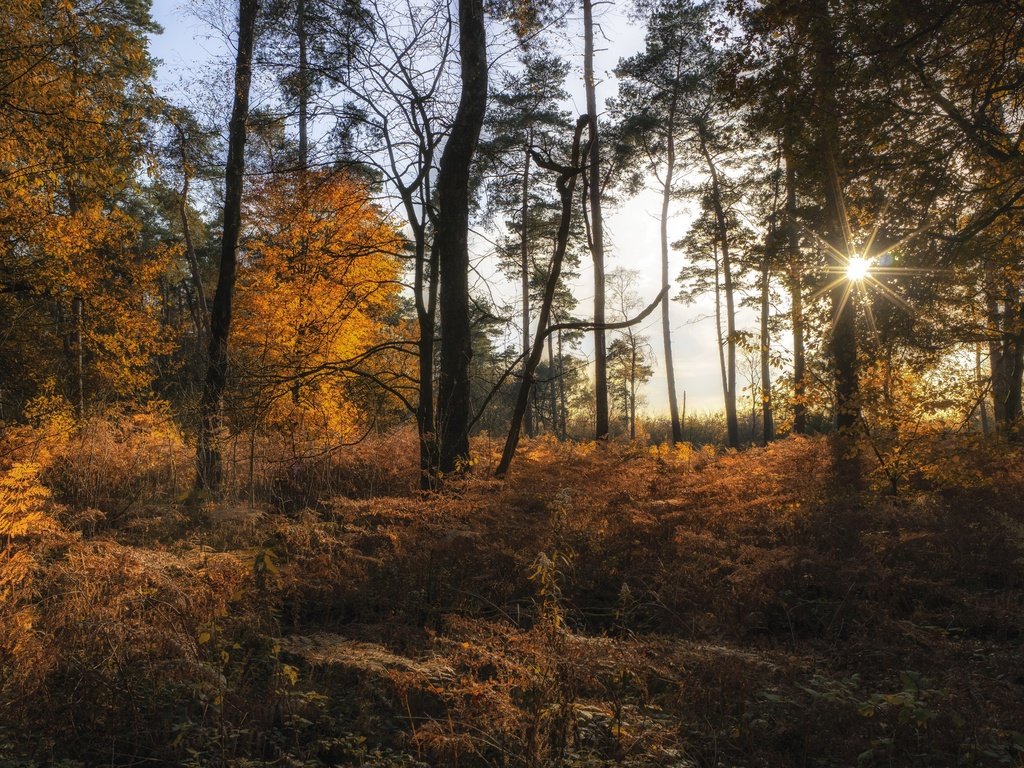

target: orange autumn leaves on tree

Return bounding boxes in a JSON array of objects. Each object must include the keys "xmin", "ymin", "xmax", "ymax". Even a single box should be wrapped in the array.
[
  {"xmin": 0, "ymin": 0, "xmax": 168, "ymax": 406},
  {"xmin": 232, "ymin": 170, "xmax": 407, "ymax": 440}
]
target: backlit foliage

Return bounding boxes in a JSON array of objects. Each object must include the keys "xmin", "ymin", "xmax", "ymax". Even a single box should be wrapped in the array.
[
  {"xmin": 231, "ymin": 169, "xmax": 407, "ymax": 443},
  {"xmin": 858, "ymin": 348, "xmax": 982, "ymax": 493},
  {"xmin": 1, "ymin": 0, "xmax": 1023, "ymax": 764}
]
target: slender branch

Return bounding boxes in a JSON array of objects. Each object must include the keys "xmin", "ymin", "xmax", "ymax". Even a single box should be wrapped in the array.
[{"xmin": 542, "ymin": 285, "xmax": 669, "ymax": 341}]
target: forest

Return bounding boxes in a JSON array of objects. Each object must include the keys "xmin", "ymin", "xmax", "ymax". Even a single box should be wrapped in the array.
[{"xmin": 1, "ymin": 0, "xmax": 1023, "ymax": 764}]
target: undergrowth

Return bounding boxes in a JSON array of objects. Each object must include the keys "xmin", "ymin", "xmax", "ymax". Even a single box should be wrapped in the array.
[{"xmin": 1, "ymin": 417, "xmax": 1022, "ymax": 766}]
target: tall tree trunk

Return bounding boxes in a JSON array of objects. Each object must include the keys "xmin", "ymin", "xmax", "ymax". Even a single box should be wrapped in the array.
[
  {"xmin": 172, "ymin": 123, "xmax": 210, "ymax": 341},
  {"xmin": 417, "ymin": 238, "xmax": 438, "ymax": 489},
  {"xmin": 72, "ymin": 294, "xmax": 84, "ymax": 418},
  {"xmin": 660, "ymin": 114, "xmax": 682, "ymax": 444},
  {"xmin": 297, "ymin": 0, "xmax": 309, "ymax": 170},
  {"xmin": 713, "ymin": 242, "xmax": 728, "ymax": 428},
  {"xmin": 582, "ymin": 0, "xmax": 608, "ymax": 441},
  {"xmin": 811, "ymin": 0, "xmax": 859, "ymax": 435},
  {"xmin": 825, "ymin": 150, "xmax": 858, "ymax": 433},
  {"xmin": 977, "ymin": 342, "xmax": 990, "ymax": 434},
  {"xmin": 760, "ymin": 247, "xmax": 775, "ymax": 445},
  {"xmin": 1004, "ymin": 283, "xmax": 1024, "ymax": 427},
  {"xmin": 435, "ymin": 0, "xmax": 487, "ymax": 477},
  {"xmin": 785, "ymin": 151, "xmax": 807, "ymax": 434},
  {"xmin": 196, "ymin": 0, "xmax": 258, "ymax": 492},
  {"xmin": 179, "ymin": 185, "xmax": 208, "ymax": 340},
  {"xmin": 629, "ymin": 339, "xmax": 637, "ymax": 440},
  {"xmin": 988, "ymin": 291, "xmax": 1008, "ymax": 424},
  {"xmin": 557, "ymin": 327, "xmax": 567, "ymax": 439},
  {"xmin": 751, "ymin": 377, "xmax": 758, "ymax": 442},
  {"xmin": 400, "ymin": 175, "xmax": 437, "ymax": 488},
  {"xmin": 521, "ymin": 143, "xmax": 534, "ymax": 438},
  {"xmin": 547, "ymin": 331, "xmax": 557, "ymax": 435},
  {"xmin": 291, "ymin": 0, "xmax": 311, "ymax": 405},
  {"xmin": 699, "ymin": 128, "xmax": 738, "ymax": 448}
]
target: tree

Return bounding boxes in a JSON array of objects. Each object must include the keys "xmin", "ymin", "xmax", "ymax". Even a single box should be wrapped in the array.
[
  {"xmin": 478, "ymin": 49, "xmax": 574, "ymax": 439},
  {"xmin": 0, "ymin": 0, "xmax": 168, "ymax": 417},
  {"xmin": 226, "ymin": 169, "xmax": 407, "ymax": 484},
  {"xmin": 196, "ymin": 0, "xmax": 259, "ymax": 492},
  {"xmin": 677, "ymin": 199, "xmax": 755, "ymax": 449},
  {"xmin": 606, "ymin": 269, "xmax": 655, "ymax": 439},
  {"xmin": 735, "ymin": 153, "xmax": 784, "ymax": 445},
  {"xmin": 617, "ymin": 0, "xmax": 744, "ymax": 447},
  {"xmin": 758, "ymin": 236, "xmax": 776, "ymax": 444},
  {"xmin": 695, "ymin": 118, "xmax": 742, "ymax": 449},
  {"xmin": 158, "ymin": 106, "xmax": 219, "ymax": 343},
  {"xmin": 258, "ymin": 0, "xmax": 368, "ymax": 170},
  {"xmin": 784, "ymin": 150, "xmax": 808, "ymax": 434},
  {"xmin": 435, "ymin": 0, "xmax": 488, "ymax": 477},
  {"xmin": 614, "ymin": 0, "xmax": 712, "ymax": 445},
  {"xmin": 497, "ymin": 115, "xmax": 587, "ymax": 477},
  {"xmin": 336, "ymin": 0, "xmax": 457, "ymax": 487},
  {"xmin": 582, "ymin": 0, "xmax": 609, "ymax": 441},
  {"xmin": 806, "ymin": 0, "xmax": 860, "ymax": 439}
]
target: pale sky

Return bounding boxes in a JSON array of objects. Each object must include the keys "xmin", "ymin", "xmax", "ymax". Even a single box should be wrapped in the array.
[{"xmin": 146, "ymin": 0, "xmax": 765, "ymax": 417}]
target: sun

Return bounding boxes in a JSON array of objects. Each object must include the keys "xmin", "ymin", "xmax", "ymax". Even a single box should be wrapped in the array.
[
  {"xmin": 803, "ymin": 213, "xmax": 937, "ymax": 340},
  {"xmin": 846, "ymin": 255, "xmax": 872, "ymax": 281}
]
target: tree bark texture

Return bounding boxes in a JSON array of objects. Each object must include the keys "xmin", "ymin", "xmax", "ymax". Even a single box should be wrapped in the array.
[
  {"xmin": 435, "ymin": 0, "xmax": 487, "ymax": 477},
  {"xmin": 196, "ymin": 0, "xmax": 258, "ymax": 492}
]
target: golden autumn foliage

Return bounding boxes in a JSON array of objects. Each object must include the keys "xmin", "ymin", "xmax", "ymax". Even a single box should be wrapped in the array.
[
  {"xmin": 0, "ymin": 0, "xmax": 168, "ymax": 408},
  {"xmin": 0, "ymin": 463, "xmax": 62, "ymax": 542},
  {"xmin": 231, "ymin": 169, "xmax": 407, "ymax": 441},
  {"xmin": 2, "ymin": 0, "xmax": 1024, "ymax": 764},
  {"xmin": 1, "ymin": 430, "xmax": 1023, "ymax": 765},
  {"xmin": 0, "ymin": 442, "xmax": 70, "ymax": 691}
]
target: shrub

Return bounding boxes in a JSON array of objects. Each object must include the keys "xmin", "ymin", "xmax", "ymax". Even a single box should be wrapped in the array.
[{"xmin": 44, "ymin": 403, "xmax": 190, "ymax": 523}]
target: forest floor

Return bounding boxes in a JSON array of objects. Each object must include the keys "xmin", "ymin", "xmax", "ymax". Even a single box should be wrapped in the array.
[{"xmin": 3, "ymin": 433, "xmax": 1024, "ymax": 767}]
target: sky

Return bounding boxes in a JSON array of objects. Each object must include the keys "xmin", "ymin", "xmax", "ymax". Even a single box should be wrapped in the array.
[{"xmin": 146, "ymin": 0, "xmax": 765, "ymax": 417}]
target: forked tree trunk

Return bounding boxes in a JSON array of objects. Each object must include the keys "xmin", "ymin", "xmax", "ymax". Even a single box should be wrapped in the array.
[
  {"xmin": 435, "ymin": 0, "xmax": 487, "ymax": 477},
  {"xmin": 497, "ymin": 117, "xmax": 587, "ymax": 478},
  {"xmin": 196, "ymin": 0, "xmax": 258, "ymax": 492}
]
